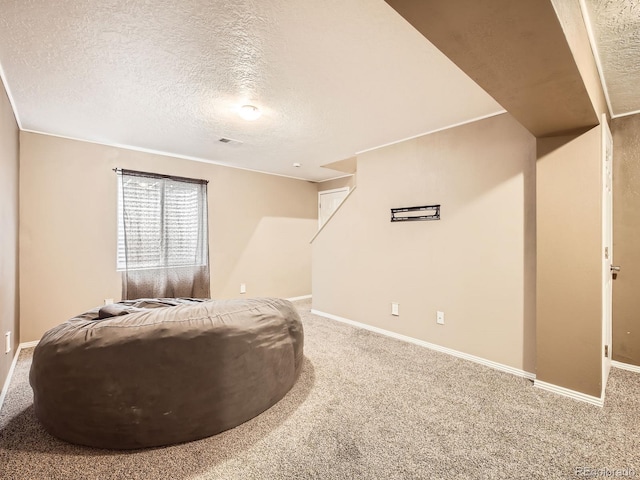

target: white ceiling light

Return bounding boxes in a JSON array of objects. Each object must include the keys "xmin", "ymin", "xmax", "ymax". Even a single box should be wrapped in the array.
[{"xmin": 238, "ymin": 104, "xmax": 261, "ymax": 121}]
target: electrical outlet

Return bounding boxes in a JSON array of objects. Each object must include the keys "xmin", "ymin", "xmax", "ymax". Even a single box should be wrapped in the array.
[
  {"xmin": 104, "ymin": 298, "xmax": 114, "ymax": 306},
  {"xmin": 240, "ymin": 283, "xmax": 246, "ymax": 294},
  {"xmin": 437, "ymin": 311, "xmax": 445, "ymax": 325},
  {"xmin": 391, "ymin": 303, "xmax": 399, "ymax": 316},
  {"xmin": 5, "ymin": 331, "xmax": 11, "ymax": 354}
]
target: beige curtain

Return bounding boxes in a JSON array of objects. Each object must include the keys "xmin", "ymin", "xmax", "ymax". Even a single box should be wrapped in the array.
[{"xmin": 119, "ymin": 169, "xmax": 210, "ymax": 300}]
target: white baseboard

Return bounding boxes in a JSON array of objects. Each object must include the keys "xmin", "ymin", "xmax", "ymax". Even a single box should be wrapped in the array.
[
  {"xmin": 0, "ymin": 347, "xmax": 21, "ymax": 414},
  {"xmin": 533, "ymin": 379, "xmax": 603, "ymax": 407},
  {"xmin": 287, "ymin": 294, "xmax": 312, "ymax": 302},
  {"xmin": 611, "ymin": 360, "xmax": 640, "ymax": 374},
  {"xmin": 0, "ymin": 340, "xmax": 39, "ymax": 414},
  {"xmin": 310, "ymin": 309, "xmax": 535, "ymax": 381}
]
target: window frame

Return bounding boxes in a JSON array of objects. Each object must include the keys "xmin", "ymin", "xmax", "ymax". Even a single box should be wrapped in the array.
[{"xmin": 116, "ymin": 169, "xmax": 209, "ymax": 272}]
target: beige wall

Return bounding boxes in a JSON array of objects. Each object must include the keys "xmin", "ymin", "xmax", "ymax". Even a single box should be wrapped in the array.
[
  {"xmin": 533, "ymin": 1, "xmax": 609, "ymax": 399},
  {"xmin": 534, "ymin": 2, "xmax": 609, "ymax": 398},
  {"xmin": 0, "ymin": 78, "xmax": 20, "ymax": 387},
  {"xmin": 312, "ymin": 113, "xmax": 537, "ymax": 372},
  {"xmin": 536, "ymin": 128, "xmax": 603, "ymax": 397},
  {"xmin": 385, "ymin": 0, "xmax": 609, "ymax": 397},
  {"xmin": 536, "ymin": 0, "xmax": 607, "ymax": 397},
  {"xmin": 611, "ymin": 114, "xmax": 640, "ymax": 366},
  {"xmin": 317, "ymin": 175, "xmax": 355, "ymax": 193},
  {"xmin": 19, "ymin": 132, "xmax": 317, "ymax": 342}
]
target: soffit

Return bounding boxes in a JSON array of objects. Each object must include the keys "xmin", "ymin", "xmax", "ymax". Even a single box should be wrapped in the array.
[
  {"xmin": 321, "ymin": 157, "xmax": 357, "ymax": 175},
  {"xmin": 385, "ymin": 0, "xmax": 599, "ymax": 137}
]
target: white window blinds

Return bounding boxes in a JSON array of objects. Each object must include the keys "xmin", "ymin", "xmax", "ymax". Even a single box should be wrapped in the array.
[{"xmin": 117, "ymin": 170, "xmax": 208, "ymax": 271}]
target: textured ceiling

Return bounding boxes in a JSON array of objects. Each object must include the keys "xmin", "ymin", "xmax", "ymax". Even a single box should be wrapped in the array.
[
  {"xmin": 0, "ymin": 0, "xmax": 503, "ymax": 181},
  {"xmin": 584, "ymin": 0, "xmax": 640, "ymax": 117}
]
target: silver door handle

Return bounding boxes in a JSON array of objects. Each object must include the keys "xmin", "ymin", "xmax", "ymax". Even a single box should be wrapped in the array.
[{"xmin": 611, "ymin": 265, "xmax": 621, "ymax": 273}]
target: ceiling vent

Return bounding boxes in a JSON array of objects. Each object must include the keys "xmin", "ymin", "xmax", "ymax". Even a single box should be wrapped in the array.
[{"xmin": 218, "ymin": 137, "xmax": 243, "ymax": 146}]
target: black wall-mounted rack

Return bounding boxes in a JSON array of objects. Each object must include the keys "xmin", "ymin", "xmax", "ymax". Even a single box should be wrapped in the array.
[{"xmin": 390, "ymin": 204, "xmax": 440, "ymax": 222}]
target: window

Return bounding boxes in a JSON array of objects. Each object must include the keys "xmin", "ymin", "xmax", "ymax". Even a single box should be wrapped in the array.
[{"xmin": 117, "ymin": 170, "xmax": 208, "ymax": 271}]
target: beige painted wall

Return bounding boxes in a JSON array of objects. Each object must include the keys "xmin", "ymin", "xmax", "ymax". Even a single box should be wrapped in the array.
[
  {"xmin": 312, "ymin": 113, "xmax": 537, "ymax": 372},
  {"xmin": 385, "ymin": 0, "xmax": 608, "ymax": 397},
  {"xmin": 19, "ymin": 132, "xmax": 317, "ymax": 342},
  {"xmin": 611, "ymin": 114, "xmax": 640, "ymax": 366},
  {"xmin": 0, "ymin": 78, "xmax": 20, "ymax": 387},
  {"xmin": 536, "ymin": 128, "xmax": 603, "ymax": 397},
  {"xmin": 533, "ymin": 1, "xmax": 608, "ymax": 399},
  {"xmin": 317, "ymin": 175, "xmax": 355, "ymax": 193}
]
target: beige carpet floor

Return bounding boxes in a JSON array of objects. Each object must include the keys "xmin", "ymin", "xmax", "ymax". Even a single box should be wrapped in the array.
[{"xmin": 1, "ymin": 299, "xmax": 639, "ymax": 479}]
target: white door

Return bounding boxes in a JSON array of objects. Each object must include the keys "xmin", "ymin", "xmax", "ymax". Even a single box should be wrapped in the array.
[
  {"xmin": 318, "ymin": 187, "xmax": 349, "ymax": 228},
  {"xmin": 602, "ymin": 114, "xmax": 614, "ymax": 392}
]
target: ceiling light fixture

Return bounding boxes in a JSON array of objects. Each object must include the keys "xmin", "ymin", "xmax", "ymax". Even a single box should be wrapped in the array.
[
  {"xmin": 239, "ymin": 104, "xmax": 261, "ymax": 121},
  {"xmin": 293, "ymin": 163, "xmax": 302, "ymax": 168}
]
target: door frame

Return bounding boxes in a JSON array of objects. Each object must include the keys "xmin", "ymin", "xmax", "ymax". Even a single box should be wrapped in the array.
[
  {"xmin": 318, "ymin": 187, "xmax": 350, "ymax": 229},
  {"xmin": 601, "ymin": 114, "xmax": 613, "ymax": 395}
]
